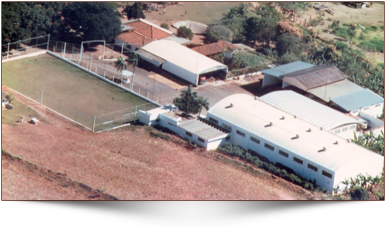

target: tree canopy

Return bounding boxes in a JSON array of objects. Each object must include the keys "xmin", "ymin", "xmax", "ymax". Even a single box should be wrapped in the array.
[
  {"xmin": 173, "ymin": 85, "xmax": 209, "ymax": 115},
  {"xmin": 177, "ymin": 26, "xmax": 194, "ymax": 40},
  {"xmin": 62, "ymin": 2, "xmax": 121, "ymax": 42},
  {"xmin": 2, "ymin": 2, "xmax": 65, "ymax": 44},
  {"xmin": 123, "ymin": 2, "xmax": 145, "ymax": 20},
  {"xmin": 206, "ymin": 25, "xmax": 233, "ymax": 43},
  {"xmin": 276, "ymin": 33, "xmax": 306, "ymax": 56}
]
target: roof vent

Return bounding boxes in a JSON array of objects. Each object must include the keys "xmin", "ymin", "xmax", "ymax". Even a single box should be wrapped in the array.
[
  {"xmin": 347, "ymin": 139, "xmax": 350, "ymax": 143},
  {"xmin": 318, "ymin": 147, "xmax": 326, "ymax": 152},
  {"xmin": 320, "ymin": 127, "xmax": 323, "ymax": 130},
  {"xmin": 306, "ymin": 128, "xmax": 311, "ymax": 132},
  {"xmin": 291, "ymin": 134, "xmax": 299, "ymax": 140},
  {"xmin": 294, "ymin": 115, "xmax": 296, "ymax": 118},
  {"xmin": 333, "ymin": 141, "xmax": 338, "ymax": 145},
  {"xmin": 280, "ymin": 116, "xmax": 285, "ymax": 120},
  {"xmin": 264, "ymin": 122, "xmax": 273, "ymax": 127},
  {"xmin": 225, "ymin": 103, "xmax": 233, "ymax": 109}
]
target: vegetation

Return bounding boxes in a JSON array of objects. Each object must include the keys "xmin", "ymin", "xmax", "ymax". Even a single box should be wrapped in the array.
[
  {"xmin": 126, "ymin": 52, "xmax": 139, "ymax": 91},
  {"xmin": 62, "ymin": 2, "xmax": 121, "ymax": 42},
  {"xmin": 350, "ymin": 186, "xmax": 369, "ymax": 200},
  {"xmin": 352, "ymin": 131, "xmax": 384, "ymax": 156},
  {"xmin": 217, "ymin": 143, "xmax": 326, "ymax": 193},
  {"xmin": 114, "ymin": 56, "xmax": 127, "ymax": 73},
  {"xmin": 160, "ymin": 23, "xmax": 169, "ymax": 30},
  {"xmin": 123, "ymin": 2, "xmax": 145, "ymax": 19},
  {"xmin": 229, "ymin": 51, "xmax": 270, "ymax": 71},
  {"xmin": 173, "ymin": 85, "xmax": 209, "ymax": 115},
  {"xmin": 276, "ymin": 33, "xmax": 306, "ymax": 56},
  {"xmin": 177, "ymin": 26, "xmax": 194, "ymax": 40},
  {"xmin": 358, "ymin": 38, "xmax": 384, "ymax": 52},
  {"xmin": 206, "ymin": 25, "xmax": 233, "ymax": 43}
]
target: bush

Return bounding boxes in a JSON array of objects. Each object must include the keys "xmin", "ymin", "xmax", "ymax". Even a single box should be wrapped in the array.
[
  {"xmin": 177, "ymin": 26, "xmax": 193, "ymax": 40},
  {"xmin": 206, "ymin": 25, "xmax": 233, "ymax": 43},
  {"xmin": 350, "ymin": 186, "xmax": 369, "ymax": 200},
  {"xmin": 5, "ymin": 94, "xmax": 14, "ymax": 103},
  {"xmin": 374, "ymin": 192, "xmax": 384, "ymax": 200},
  {"xmin": 334, "ymin": 41, "xmax": 349, "ymax": 51},
  {"xmin": 358, "ymin": 38, "xmax": 384, "ymax": 52},
  {"xmin": 160, "ymin": 23, "xmax": 169, "ymax": 30},
  {"xmin": 333, "ymin": 27, "xmax": 348, "ymax": 38}
]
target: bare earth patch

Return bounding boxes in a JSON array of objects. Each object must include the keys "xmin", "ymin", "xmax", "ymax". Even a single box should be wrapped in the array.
[{"xmin": 2, "ymin": 90, "xmax": 313, "ymax": 200}]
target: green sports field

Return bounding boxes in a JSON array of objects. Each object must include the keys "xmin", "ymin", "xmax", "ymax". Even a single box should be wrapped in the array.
[{"xmin": 2, "ymin": 54, "xmax": 155, "ymax": 130}]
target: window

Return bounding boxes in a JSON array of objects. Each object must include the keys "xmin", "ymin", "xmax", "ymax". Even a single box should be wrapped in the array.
[
  {"xmin": 349, "ymin": 125, "xmax": 356, "ymax": 130},
  {"xmin": 222, "ymin": 123, "xmax": 232, "ymax": 131},
  {"xmin": 342, "ymin": 127, "xmax": 348, "ymax": 132},
  {"xmin": 168, "ymin": 122, "xmax": 174, "ymax": 127},
  {"xmin": 334, "ymin": 129, "xmax": 341, "ymax": 134},
  {"xmin": 322, "ymin": 170, "xmax": 332, "ymax": 179},
  {"xmin": 250, "ymin": 136, "xmax": 260, "ymax": 144},
  {"xmin": 375, "ymin": 104, "xmax": 381, "ymax": 107},
  {"xmin": 185, "ymin": 131, "xmax": 192, "ymax": 137},
  {"xmin": 198, "ymin": 137, "xmax": 205, "ymax": 143},
  {"xmin": 225, "ymin": 136, "xmax": 230, "ymax": 141},
  {"xmin": 363, "ymin": 107, "xmax": 369, "ymax": 110},
  {"xmin": 279, "ymin": 150, "xmax": 289, "ymax": 158},
  {"xmin": 156, "ymin": 119, "xmax": 160, "ymax": 122},
  {"xmin": 236, "ymin": 130, "xmax": 246, "ymax": 137},
  {"xmin": 307, "ymin": 164, "xmax": 318, "ymax": 172},
  {"xmin": 264, "ymin": 143, "xmax": 274, "ymax": 151},
  {"xmin": 209, "ymin": 117, "xmax": 218, "ymax": 124},
  {"xmin": 293, "ymin": 157, "xmax": 303, "ymax": 165}
]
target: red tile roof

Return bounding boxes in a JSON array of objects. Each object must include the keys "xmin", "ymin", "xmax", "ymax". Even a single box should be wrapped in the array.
[
  {"xmin": 117, "ymin": 19, "xmax": 173, "ymax": 48},
  {"xmin": 191, "ymin": 40, "xmax": 241, "ymax": 56}
]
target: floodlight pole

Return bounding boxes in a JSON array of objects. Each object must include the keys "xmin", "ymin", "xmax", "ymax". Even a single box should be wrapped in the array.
[
  {"xmin": 92, "ymin": 116, "xmax": 96, "ymax": 133},
  {"xmin": 7, "ymin": 43, "xmax": 10, "ymax": 59},
  {"xmin": 63, "ymin": 42, "xmax": 66, "ymax": 58}
]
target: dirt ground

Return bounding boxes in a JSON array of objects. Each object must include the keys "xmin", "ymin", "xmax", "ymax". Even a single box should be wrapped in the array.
[{"xmin": 2, "ymin": 89, "xmax": 318, "ymax": 200}]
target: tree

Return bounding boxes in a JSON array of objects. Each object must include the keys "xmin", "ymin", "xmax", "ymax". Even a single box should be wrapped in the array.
[
  {"xmin": 2, "ymin": 2, "xmax": 65, "ymax": 44},
  {"xmin": 350, "ymin": 186, "xmax": 369, "ymax": 200},
  {"xmin": 174, "ymin": 85, "xmax": 200, "ymax": 114},
  {"xmin": 177, "ymin": 26, "xmax": 193, "ymax": 40},
  {"xmin": 62, "ymin": 2, "xmax": 121, "ymax": 42},
  {"xmin": 276, "ymin": 33, "xmax": 306, "ymax": 56},
  {"xmin": 197, "ymin": 97, "xmax": 210, "ymax": 116},
  {"xmin": 242, "ymin": 17, "xmax": 261, "ymax": 45},
  {"xmin": 206, "ymin": 25, "xmax": 233, "ymax": 43},
  {"xmin": 254, "ymin": 4, "xmax": 282, "ymax": 47},
  {"xmin": 222, "ymin": 3, "xmax": 248, "ymax": 20},
  {"xmin": 115, "ymin": 56, "xmax": 127, "ymax": 72},
  {"xmin": 123, "ymin": 2, "xmax": 145, "ymax": 20},
  {"xmin": 126, "ymin": 52, "xmax": 139, "ymax": 91}
]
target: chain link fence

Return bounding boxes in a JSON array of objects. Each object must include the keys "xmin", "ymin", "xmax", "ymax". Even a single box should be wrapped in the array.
[{"xmin": 2, "ymin": 35, "xmax": 50, "ymax": 60}]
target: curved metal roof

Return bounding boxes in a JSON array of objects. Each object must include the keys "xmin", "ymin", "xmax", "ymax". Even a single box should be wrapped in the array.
[
  {"xmin": 259, "ymin": 90, "xmax": 360, "ymax": 131},
  {"xmin": 331, "ymin": 89, "xmax": 384, "ymax": 111},
  {"xmin": 208, "ymin": 94, "xmax": 383, "ymax": 172}
]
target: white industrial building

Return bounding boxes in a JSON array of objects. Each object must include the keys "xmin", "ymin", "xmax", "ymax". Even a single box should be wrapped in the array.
[
  {"xmin": 205, "ymin": 94, "xmax": 384, "ymax": 193},
  {"xmin": 259, "ymin": 90, "xmax": 367, "ymax": 139},
  {"xmin": 136, "ymin": 40, "xmax": 228, "ymax": 85}
]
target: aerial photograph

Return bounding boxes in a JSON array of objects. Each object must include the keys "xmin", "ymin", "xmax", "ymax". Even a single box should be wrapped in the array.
[{"xmin": 1, "ymin": 1, "xmax": 385, "ymax": 201}]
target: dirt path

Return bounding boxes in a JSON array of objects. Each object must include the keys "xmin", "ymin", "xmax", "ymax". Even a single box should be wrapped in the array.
[{"xmin": 2, "ymin": 89, "xmax": 313, "ymax": 200}]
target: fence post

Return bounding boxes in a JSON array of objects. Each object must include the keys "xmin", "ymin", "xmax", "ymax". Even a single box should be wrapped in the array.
[
  {"xmin": 46, "ymin": 34, "xmax": 50, "ymax": 51},
  {"xmin": 7, "ymin": 43, "xmax": 10, "ymax": 59},
  {"xmin": 90, "ymin": 53, "xmax": 93, "ymax": 70},
  {"xmin": 104, "ymin": 70, "xmax": 106, "ymax": 78},
  {"xmin": 121, "ymin": 43, "xmax": 124, "ymax": 56},
  {"xmin": 134, "ymin": 105, "xmax": 138, "ymax": 123},
  {"xmin": 92, "ymin": 116, "xmax": 96, "ymax": 133},
  {"xmin": 40, "ymin": 90, "xmax": 44, "ymax": 105},
  {"xmin": 63, "ymin": 42, "xmax": 66, "ymax": 58}
]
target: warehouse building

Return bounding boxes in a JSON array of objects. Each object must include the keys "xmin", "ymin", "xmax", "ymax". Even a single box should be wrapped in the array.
[
  {"xmin": 206, "ymin": 94, "xmax": 384, "ymax": 193},
  {"xmin": 259, "ymin": 90, "xmax": 366, "ymax": 139},
  {"xmin": 136, "ymin": 40, "xmax": 228, "ymax": 85}
]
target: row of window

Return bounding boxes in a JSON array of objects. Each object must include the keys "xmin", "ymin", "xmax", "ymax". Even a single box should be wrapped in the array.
[
  {"xmin": 334, "ymin": 125, "xmax": 357, "ymax": 134},
  {"xmin": 185, "ymin": 131, "xmax": 205, "ymax": 144},
  {"xmin": 209, "ymin": 117, "xmax": 233, "ymax": 132}
]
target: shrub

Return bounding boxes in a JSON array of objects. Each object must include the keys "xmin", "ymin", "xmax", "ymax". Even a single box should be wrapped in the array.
[
  {"xmin": 5, "ymin": 94, "xmax": 14, "ymax": 103},
  {"xmin": 177, "ymin": 26, "xmax": 194, "ymax": 40},
  {"xmin": 206, "ymin": 25, "xmax": 233, "ymax": 43},
  {"xmin": 160, "ymin": 23, "xmax": 169, "ymax": 30},
  {"xmin": 374, "ymin": 192, "xmax": 384, "ymax": 200},
  {"xmin": 350, "ymin": 186, "xmax": 369, "ymax": 200},
  {"xmin": 335, "ymin": 41, "xmax": 349, "ymax": 51},
  {"xmin": 333, "ymin": 27, "xmax": 348, "ymax": 38}
]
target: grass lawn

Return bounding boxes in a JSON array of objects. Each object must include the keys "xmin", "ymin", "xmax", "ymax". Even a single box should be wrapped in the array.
[
  {"xmin": 2, "ymin": 99, "xmax": 44, "ymax": 125},
  {"xmin": 2, "ymin": 54, "xmax": 155, "ymax": 129}
]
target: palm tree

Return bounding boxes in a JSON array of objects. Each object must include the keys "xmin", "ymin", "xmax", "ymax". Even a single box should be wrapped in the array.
[
  {"xmin": 115, "ymin": 56, "xmax": 127, "ymax": 84},
  {"xmin": 197, "ymin": 96, "xmax": 210, "ymax": 117},
  {"xmin": 127, "ymin": 52, "xmax": 139, "ymax": 91}
]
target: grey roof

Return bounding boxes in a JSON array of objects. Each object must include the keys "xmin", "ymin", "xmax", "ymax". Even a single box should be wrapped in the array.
[
  {"xmin": 121, "ymin": 24, "xmax": 134, "ymax": 32},
  {"xmin": 331, "ymin": 89, "xmax": 384, "ymax": 111},
  {"xmin": 179, "ymin": 119, "xmax": 226, "ymax": 140},
  {"xmin": 283, "ymin": 65, "xmax": 347, "ymax": 90},
  {"xmin": 307, "ymin": 79, "xmax": 364, "ymax": 102},
  {"xmin": 261, "ymin": 61, "xmax": 314, "ymax": 78},
  {"xmin": 259, "ymin": 90, "xmax": 361, "ymax": 131},
  {"xmin": 162, "ymin": 36, "xmax": 191, "ymax": 44},
  {"xmin": 136, "ymin": 49, "xmax": 166, "ymax": 66}
]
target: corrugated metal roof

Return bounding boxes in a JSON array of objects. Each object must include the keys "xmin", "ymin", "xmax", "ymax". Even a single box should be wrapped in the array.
[
  {"xmin": 259, "ymin": 90, "xmax": 361, "ymax": 131},
  {"xmin": 162, "ymin": 36, "xmax": 191, "ymax": 44},
  {"xmin": 260, "ymin": 61, "xmax": 314, "ymax": 78},
  {"xmin": 283, "ymin": 65, "xmax": 347, "ymax": 90},
  {"xmin": 308, "ymin": 79, "xmax": 363, "ymax": 102},
  {"xmin": 179, "ymin": 119, "xmax": 226, "ymax": 140},
  {"xmin": 331, "ymin": 89, "xmax": 384, "ymax": 111},
  {"xmin": 208, "ymin": 94, "xmax": 383, "ymax": 172},
  {"xmin": 140, "ymin": 40, "xmax": 227, "ymax": 75}
]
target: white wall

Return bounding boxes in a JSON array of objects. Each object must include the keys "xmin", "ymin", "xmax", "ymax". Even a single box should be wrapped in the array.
[
  {"xmin": 162, "ymin": 61, "xmax": 198, "ymax": 85},
  {"xmin": 347, "ymin": 102, "xmax": 383, "ymax": 118},
  {"xmin": 262, "ymin": 74, "xmax": 282, "ymax": 88},
  {"xmin": 330, "ymin": 123, "xmax": 358, "ymax": 139}
]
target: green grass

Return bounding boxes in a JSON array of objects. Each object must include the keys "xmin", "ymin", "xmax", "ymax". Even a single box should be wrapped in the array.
[
  {"xmin": 2, "ymin": 54, "xmax": 155, "ymax": 129},
  {"xmin": 2, "ymin": 99, "xmax": 44, "ymax": 125},
  {"xmin": 358, "ymin": 38, "xmax": 384, "ymax": 52}
]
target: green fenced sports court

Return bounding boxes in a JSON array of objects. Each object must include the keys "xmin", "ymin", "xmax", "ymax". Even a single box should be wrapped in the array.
[{"xmin": 2, "ymin": 53, "xmax": 157, "ymax": 131}]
